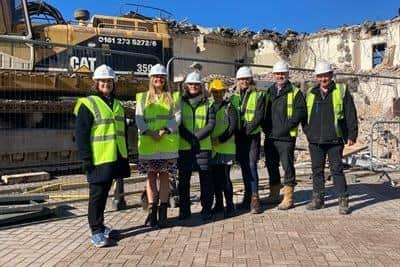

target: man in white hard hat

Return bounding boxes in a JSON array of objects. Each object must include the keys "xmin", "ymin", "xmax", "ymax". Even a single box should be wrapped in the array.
[
  {"xmin": 74, "ymin": 64, "xmax": 130, "ymax": 247},
  {"xmin": 304, "ymin": 61, "xmax": 358, "ymax": 215},
  {"xmin": 231, "ymin": 66, "xmax": 265, "ymax": 214},
  {"xmin": 178, "ymin": 71, "xmax": 216, "ymax": 221},
  {"xmin": 262, "ymin": 60, "xmax": 306, "ymax": 210}
]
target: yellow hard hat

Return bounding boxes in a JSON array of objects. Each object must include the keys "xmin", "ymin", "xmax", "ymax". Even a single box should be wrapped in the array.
[{"xmin": 209, "ymin": 79, "xmax": 226, "ymax": 92}]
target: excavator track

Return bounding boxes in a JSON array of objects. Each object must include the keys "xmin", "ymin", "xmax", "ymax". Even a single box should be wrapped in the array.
[{"xmin": 0, "ymin": 99, "xmax": 137, "ymax": 176}]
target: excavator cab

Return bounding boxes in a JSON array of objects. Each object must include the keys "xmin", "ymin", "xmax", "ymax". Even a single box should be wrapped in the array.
[
  {"xmin": 0, "ymin": 0, "xmax": 34, "ymax": 71},
  {"xmin": 0, "ymin": 0, "xmax": 31, "ymax": 38}
]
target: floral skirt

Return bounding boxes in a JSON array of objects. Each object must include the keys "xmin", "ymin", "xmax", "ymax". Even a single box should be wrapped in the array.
[{"xmin": 138, "ymin": 159, "xmax": 178, "ymax": 177}]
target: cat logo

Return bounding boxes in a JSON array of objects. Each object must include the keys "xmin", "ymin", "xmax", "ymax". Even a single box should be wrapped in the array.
[{"xmin": 70, "ymin": 56, "xmax": 96, "ymax": 73}]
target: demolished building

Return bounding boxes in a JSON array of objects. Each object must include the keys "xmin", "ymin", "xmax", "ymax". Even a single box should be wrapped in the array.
[
  {"xmin": 168, "ymin": 15, "xmax": 400, "ymax": 119},
  {"xmin": 167, "ymin": 16, "xmax": 400, "ymax": 167}
]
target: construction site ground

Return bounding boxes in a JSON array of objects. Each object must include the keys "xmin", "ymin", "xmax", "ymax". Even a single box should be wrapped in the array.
[{"xmin": 0, "ymin": 166, "xmax": 399, "ymax": 267}]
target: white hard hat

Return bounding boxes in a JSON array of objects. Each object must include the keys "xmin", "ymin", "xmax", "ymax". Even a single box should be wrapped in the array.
[
  {"xmin": 314, "ymin": 61, "xmax": 333, "ymax": 75},
  {"xmin": 272, "ymin": 61, "xmax": 290, "ymax": 73},
  {"xmin": 184, "ymin": 71, "xmax": 202, "ymax": 84},
  {"xmin": 236, "ymin": 66, "xmax": 253, "ymax": 79},
  {"xmin": 148, "ymin": 63, "xmax": 167, "ymax": 77},
  {"xmin": 92, "ymin": 64, "xmax": 115, "ymax": 80}
]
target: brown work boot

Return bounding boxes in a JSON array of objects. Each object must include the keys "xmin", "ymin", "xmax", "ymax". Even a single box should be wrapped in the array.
[
  {"xmin": 262, "ymin": 184, "xmax": 282, "ymax": 205},
  {"xmin": 250, "ymin": 194, "xmax": 262, "ymax": 214},
  {"xmin": 277, "ymin": 186, "xmax": 294, "ymax": 210}
]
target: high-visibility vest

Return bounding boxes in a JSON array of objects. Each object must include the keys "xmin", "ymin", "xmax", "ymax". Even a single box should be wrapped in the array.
[
  {"xmin": 211, "ymin": 103, "xmax": 236, "ymax": 156},
  {"xmin": 180, "ymin": 98, "xmax": 212, "ymax": 151},
  {"xmin": 306, "ymin": 83, "xmax": 346, "ymax": 137},
  {"xmin": 136, "ymin": 91, "xmax": 180, "ymax": 159},
  {"xmin": 74, "ymin": 95, "xmax": 128, "ymax": 166},
  {"xmin": 287, "ymin": 86, "xmax": 301, "ymax": 137},
  {"xmin": 232, "ymin": 88, "xmax": 263, "ymax": 134},
  {"xmin": 264, "ymin": 85, "xmax": 301, "ymax": 137}
]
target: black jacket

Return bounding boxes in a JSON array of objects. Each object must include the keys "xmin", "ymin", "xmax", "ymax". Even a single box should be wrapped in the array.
[
  {"xmin": 235, "ymin": 87, "xmax": 265, "ymax": 162},
  {"xmin": 75, "ymin": 94, "xmax": 130, "ymax": 183},
  {"xmin": 178, "ymin": 92, "xmax": 216, "ymax": 171},
  {"xmin": 211, "ymin": 100, "xmax": 237, "ymax": 143},
  {"xmin": 263, "ymin": 81, "xmax": 307, "ymax": 141},
  {"xmin": 303, "ymin": 81, "xmax": 358, "ymax": 144}
]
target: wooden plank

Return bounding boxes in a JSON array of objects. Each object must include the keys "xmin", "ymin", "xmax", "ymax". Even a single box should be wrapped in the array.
[
  {"xmin": 343, "ymin": 143, "xmax": 368, "ymax": 157},
  {"xmin": 1, "ymin": 172, "xmax": 50, "ymax": 185}
]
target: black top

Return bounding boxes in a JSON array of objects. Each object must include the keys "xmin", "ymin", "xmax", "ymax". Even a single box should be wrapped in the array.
[
  {"xmin": 235, "ymin": 87, "xmax": 265, "ymax": 162},
  {"xmin": 303, "ymin": 81, "xmax": 358, "ymax": 144},
  {"xmin": 179, "ymin": 92, "xmax": 216, "ymax": 151},
  {"xmin": 262, "ymin": 81, "xmax": 307, "ymax": 141},
  {"xmin": 75, "ymin": 93, "xmax": 130, "ymax": 183}
]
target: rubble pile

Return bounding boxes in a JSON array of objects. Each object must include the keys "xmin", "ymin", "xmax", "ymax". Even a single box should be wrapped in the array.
[
  {"xmin": 167, "ymin": 20, "xmax": 304, "ymax": 56},
  {"xmin": 168, "ymin": 20, "xmax": 200, "ymax": 34}
]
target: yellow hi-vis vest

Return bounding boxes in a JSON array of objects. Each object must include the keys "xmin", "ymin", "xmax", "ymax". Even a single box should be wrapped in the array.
[
  {"xmin": 232, "ymin": 88, "xmax": 263, "ymax": 134},
  {"xmin": 306, "ymin": 83, "xmax": 346, "ymax": 137},
  {"xmin": 180, "ymin": 98, "xmax": 212, "ymax": 151},
  {"xmin": 287, "ymin": 86, "xmax": 301, "ymax": 137},
  {"xmin": 211, "ymin": 103, "xmax": 236, "ymax": 156},
  {"xmin": 264, "ymin": 85, "xmax": 301, "ymax": 137},
  {"xmin": 136, "ymin": 91, "xmax": 180, "ymax": 159},
  {"xmin": 74, "ymin": 95, "xmax": 128, "ymax": 166}
]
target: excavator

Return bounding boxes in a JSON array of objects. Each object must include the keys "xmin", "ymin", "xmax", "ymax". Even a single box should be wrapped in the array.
[
  {"xmin": 0, "ymin": 0, "xmax": 173, "ymax": 175},
  {"xmin": 0, "ymin": 0, "xmax": 176, "ymax": 210}
]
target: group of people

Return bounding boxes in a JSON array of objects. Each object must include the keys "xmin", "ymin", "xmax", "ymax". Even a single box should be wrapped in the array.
[{"xmin": 74, "ymin": 60, "xmax": 358, "ymax": 247}]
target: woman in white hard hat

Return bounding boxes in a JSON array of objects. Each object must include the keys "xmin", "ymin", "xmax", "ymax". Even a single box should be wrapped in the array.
[
  {"xmin": 135, "ymin": 63, "xmax": 181, "ymax": 228},
  {"xmin": 231, "ymin": 66, "xmax": 265, "ymax": 214},
  {"xmin": 178, "ymin": 71, "xmax": 216, "ymax": 221},
  {"xmin": 74, "ymin": 64, "xmax": 130, "ymax": 247}
]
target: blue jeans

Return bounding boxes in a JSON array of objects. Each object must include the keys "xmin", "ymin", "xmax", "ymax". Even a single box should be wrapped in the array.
[{"xmin": 239, "ymin": 160, "xmax": 259, "ymax": 195}]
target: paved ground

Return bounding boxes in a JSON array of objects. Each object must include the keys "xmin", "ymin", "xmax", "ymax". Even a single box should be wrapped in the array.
[{"xmin": 0, "ymin": 169, "xmax": 399, "ymax": 267}]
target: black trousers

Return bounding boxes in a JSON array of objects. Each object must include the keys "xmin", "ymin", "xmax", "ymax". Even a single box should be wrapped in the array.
[
  {"xmin": 179, "ymin": 169, "xmax": 213, "ymax": 214},
  {"xmin": 88, "ymin": 180, "xmax": 113, "ymax": 234},
  {"xmin": 309, "ymin": 143, "xmax": 348, "ymax": 197},
  {"xmin": 265, "ymin": 139, "xmax": 297, "ymax": 186},
  {"xmin": 210, "ymin": 164, "xmax": 233, "ymax": 207}
]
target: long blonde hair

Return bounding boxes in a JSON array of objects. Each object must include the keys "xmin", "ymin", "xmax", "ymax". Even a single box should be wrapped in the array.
[{"xmin": 146, "ymin": 76, "xmax": 173, "ymax": 107}]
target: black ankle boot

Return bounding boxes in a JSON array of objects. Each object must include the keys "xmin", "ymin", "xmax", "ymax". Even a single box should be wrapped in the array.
[
  {"xmin": 338, "ymin": 196, "xmax": 350, "ymax": 215},
  {"xmin": 306, "ymin": 193, "xmax": 325, "ymax": 210},
  {"xmin": 212, "ymin": 201, "xmax": 224, "ymax": 213},
  {"xmin": 224, "ymin": 201, "xmax": 235, "ymax": 218},
  {"xmin": 144, "ymin": 203, "xmax": 158, "ymax": 227},
  {"xmin": 158, "ymin": 203, "xmax": 168, "ymax": 228},
  {"xmin": 237, "ymin": 193, "xmax": 251, "ymax": 210}
]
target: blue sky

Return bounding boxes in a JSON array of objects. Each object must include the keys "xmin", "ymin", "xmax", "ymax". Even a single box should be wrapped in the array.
[{"xmin": 46, "ymin": 0, "xmax": 399, "ymax": 33}]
